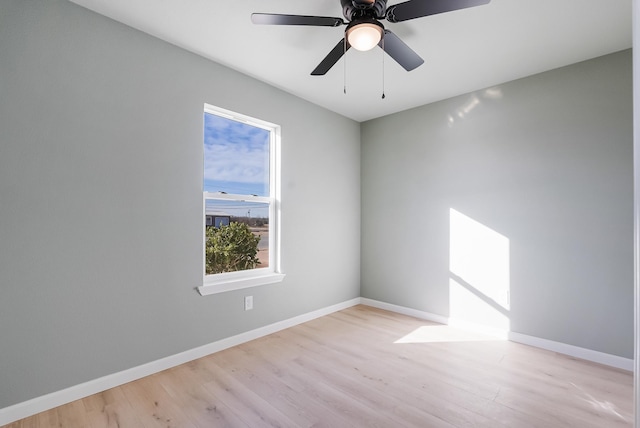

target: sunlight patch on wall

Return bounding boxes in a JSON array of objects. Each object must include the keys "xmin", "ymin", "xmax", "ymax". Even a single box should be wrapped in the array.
[
  {"xmin": 447, "ymin": 87, "xmax": 503, "ymax": 127},
  {"xmin": 449, "ymin": 208, "xmax": 510, "ymax": 337}
]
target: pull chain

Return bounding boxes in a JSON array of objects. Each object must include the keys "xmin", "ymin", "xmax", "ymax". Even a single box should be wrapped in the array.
[
  {"xmin": 381, "ymin": 34, "xmax": 386, "ymax": 99},
  {"xmin": 343, "ymin": 37, "xmax": 347, "ymax": 95}
]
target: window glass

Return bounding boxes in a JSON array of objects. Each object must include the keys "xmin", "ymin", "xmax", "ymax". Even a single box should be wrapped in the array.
[
  {"xmin": 203, "ymin": 113, "xmax": 270, "ymax": 196},
  {"xmin": 203, "ymin": 108, "xmax": 275, "ymax": 277}
]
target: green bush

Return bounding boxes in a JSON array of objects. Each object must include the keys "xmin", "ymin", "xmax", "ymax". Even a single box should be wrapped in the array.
[{"xmin": 205, "ymin": 222, "xmax": 261, "ymax": 274}]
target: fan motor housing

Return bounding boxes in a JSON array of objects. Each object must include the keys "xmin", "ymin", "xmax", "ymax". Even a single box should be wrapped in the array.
[{"xmin": 341, "ymin": 0, "xmax": 386, "ymax": 20}]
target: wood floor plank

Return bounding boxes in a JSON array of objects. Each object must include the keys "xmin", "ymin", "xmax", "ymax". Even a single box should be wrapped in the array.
[
  {"xmin": 36, "ymin": 409, "xmax": 60, "ymax": 428},
  {"xmin": 82, "ymin": 388, "xmax": 146, "ymax": 428},
  {"xmin": 119, "ymin": 375, "xmax": 199, "ymax": 428},
  {"xmin": 55, "ymin": 399, "xmax": 90, "ymax": 428},
  {"xmin": 2, "ymin": 305, "xmax": 634, "ymax": 427},
  {"xmin": 210, "ymin": 346, "xmax": 346, "ymax": 427},
  {"xmin": 197, "ymin": 357, "xmax": 302, "ymax": 428},
  {"xmin": 158, "ymin": 363, "xmax": 251, "ymax": 428}
]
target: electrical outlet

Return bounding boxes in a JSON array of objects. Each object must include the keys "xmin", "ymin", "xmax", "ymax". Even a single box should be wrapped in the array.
[{"xmin": 244, "ymin": 295, "xmax": 253, "ymax": 311}]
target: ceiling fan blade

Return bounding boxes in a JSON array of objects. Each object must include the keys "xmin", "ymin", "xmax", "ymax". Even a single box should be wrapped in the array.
[
  {"xmin": 379, "ymin": 30, "xmax": 424, "ymax": 71},
  {"xmin": 251, "ymin": 13, "xmax": 344, "ymax": 27},
  {"xmin": 311, "ymin": 38, "xmax": 351, "ymax": 75},
  {"xmin": 386, "ymin": 0, "xmax": 490, "ymax": 23}
]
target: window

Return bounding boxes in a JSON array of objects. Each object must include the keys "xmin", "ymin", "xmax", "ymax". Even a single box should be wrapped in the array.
[{"xmin": 197, "ymin": 104, "xmax": 284, "ymax": 296}]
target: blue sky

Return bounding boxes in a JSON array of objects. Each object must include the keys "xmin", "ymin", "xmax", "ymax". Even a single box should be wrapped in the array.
[
  {"xmin": 204, "ymin": 112, "xmax": 269, "ymax": 196},
  {"xmin": 204, "ymin": 112, "xmax": 270, "ymax": 218}
]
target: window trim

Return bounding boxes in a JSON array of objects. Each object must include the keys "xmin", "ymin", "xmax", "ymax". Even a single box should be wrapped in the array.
[{"xmin": 198, "ymin": 104, "xmax": 284, "ymax": 296}]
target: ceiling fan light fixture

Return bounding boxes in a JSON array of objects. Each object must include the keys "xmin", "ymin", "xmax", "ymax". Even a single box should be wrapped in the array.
[{"xmin": 346, "ymin": 21, "xmax": 383, "ymax": 51}]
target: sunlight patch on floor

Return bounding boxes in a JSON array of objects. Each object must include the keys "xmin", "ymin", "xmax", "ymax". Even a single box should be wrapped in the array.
[
  {"xmin": 570, "ymin": 382, "xmax": 631, "ymax": 423},
  {"xmin": 394, "ymin": 324, "xmax": 504, "ymax": 344}
]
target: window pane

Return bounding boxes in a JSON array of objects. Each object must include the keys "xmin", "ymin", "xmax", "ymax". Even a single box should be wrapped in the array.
[
  {"xmin": 205, "ymin": 199, "xmax": 270, "ymax": 273},
  {"xmin": 204, "ymin": 112, "xmax": 270, "ymax": 196}
]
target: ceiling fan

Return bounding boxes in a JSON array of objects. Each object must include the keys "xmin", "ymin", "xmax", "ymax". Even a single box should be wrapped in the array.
[{"xmin": 251, "ymin": 0, "xmax": 491, "ymax": 76}]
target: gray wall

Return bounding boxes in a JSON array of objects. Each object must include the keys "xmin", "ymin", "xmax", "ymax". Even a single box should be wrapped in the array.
[
  {"xmin": 362, "ymin": 50, "xmax": 633, "ymax": 358},
  {"xmin": 0, "ymin": 0, "xmax": 361, "ymax": 408}
]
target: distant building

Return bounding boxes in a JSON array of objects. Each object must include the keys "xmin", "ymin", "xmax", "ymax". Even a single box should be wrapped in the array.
[{"xmin": 205, "ymin": 209, "xmax": 231, "ymax": 228}]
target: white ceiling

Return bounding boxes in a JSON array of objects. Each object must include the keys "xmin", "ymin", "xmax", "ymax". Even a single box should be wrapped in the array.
[{"xmin": 69, "ymin": 0, "xmax": 632, "ymax": 122}]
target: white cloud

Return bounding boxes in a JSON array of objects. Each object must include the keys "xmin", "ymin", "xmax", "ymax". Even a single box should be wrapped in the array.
[{"xmin": 204, "ymin": 113, "xmax": 269, "ymax": 186}]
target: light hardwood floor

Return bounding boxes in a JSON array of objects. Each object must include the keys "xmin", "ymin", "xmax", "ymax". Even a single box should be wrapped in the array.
[{"xmin": 4, "ymin": 305, "xmax": 633, "ymax": 427}]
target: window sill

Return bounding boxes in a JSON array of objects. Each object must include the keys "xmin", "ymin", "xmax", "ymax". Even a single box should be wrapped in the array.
[{"xmin": 197, "ymin": 272, "xmax": 286, "ymax": 296}]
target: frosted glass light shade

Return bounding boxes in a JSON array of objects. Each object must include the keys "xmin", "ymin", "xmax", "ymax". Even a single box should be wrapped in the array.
[{"xmin": 347, "ymin": 23, "xmax": 383, "ymax": 51}]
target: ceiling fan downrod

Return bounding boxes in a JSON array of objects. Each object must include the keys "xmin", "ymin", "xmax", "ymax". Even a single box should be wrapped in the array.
[{"xmin": 341, "ymin": 0, "xmax": 387, "ymax": 21}]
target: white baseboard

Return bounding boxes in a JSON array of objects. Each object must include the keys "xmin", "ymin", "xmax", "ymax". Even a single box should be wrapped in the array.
[
  {"xmin": 0, "ymin": 297, "xmax": 361, "ymax": 427},
  {"xmin": 360, "ymin": 298, "xmax": 450, "ymax": 325},
  {"xmin": 360, "ymin": 298, "xmax": 633, "ymax": 372},
  {"xmin": 507, "ymin": 331, "xmax": 633, "ymax": 371}
]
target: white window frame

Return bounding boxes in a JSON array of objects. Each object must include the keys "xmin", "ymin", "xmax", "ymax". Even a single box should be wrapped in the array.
[{"xmin": 197, "ymin": 104, "xmax": 285, "ymax": 296}]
